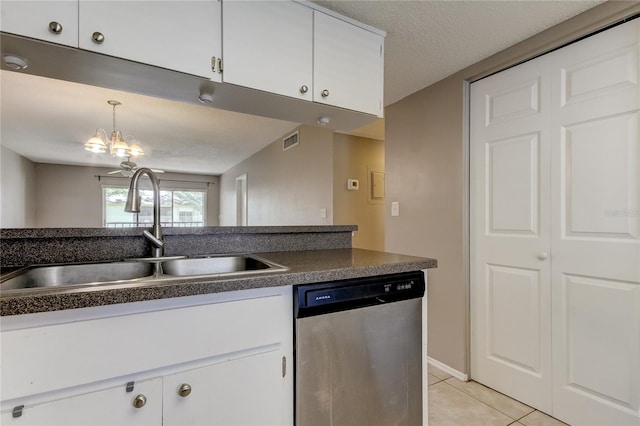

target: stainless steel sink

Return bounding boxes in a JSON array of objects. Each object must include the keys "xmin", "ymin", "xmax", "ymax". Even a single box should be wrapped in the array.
[
  {"xmin": 0, "ymin": 254, "xmax": 288, "ymax": 293},
  {"xmin": 0, "ymin": 261, "xmax": 154, "ymax": 291},
  {"xmin": 161, "ymin": 254, "xmax": 287, "ymax": 277}
]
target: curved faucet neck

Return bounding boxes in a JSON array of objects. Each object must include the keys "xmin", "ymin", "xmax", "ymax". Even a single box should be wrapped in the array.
[{"xmin": 127, "ymin": 168, "xmax": 164, "ymax": 258}]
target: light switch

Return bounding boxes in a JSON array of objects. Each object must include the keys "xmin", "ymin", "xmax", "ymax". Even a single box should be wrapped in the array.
[{"xmin": 391, "ymin": 201, "xmax": 400, "ymax": 217}]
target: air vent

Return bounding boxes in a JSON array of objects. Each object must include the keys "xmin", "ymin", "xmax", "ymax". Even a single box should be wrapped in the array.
[{"xmin": 283, "ymin": 131, "xmax": 299, "ymax": 151}]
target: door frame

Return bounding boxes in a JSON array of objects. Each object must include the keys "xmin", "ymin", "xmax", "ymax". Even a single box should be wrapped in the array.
[{"xmin": 235, "ymin": 173, "xmax": 248, "ymax": 226}]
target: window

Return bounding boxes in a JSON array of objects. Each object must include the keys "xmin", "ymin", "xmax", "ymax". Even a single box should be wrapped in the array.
[{"xmin": 103, "ymin": 187, "xmax": 206, "ymax": 228}]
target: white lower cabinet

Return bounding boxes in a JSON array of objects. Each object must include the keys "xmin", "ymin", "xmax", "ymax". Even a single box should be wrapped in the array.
[
  {"xmin": 0, "ymin": 286, "xmax": 293, "ymax": 426},
  {"xmin": 164, "ymin": 350, "xmax": 287, "ymax": 426}
]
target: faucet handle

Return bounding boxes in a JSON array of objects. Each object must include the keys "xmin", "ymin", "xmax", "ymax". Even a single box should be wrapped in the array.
[{"xmin": 143, "ymin": 230, "xmax": 164, "ymax": 248}]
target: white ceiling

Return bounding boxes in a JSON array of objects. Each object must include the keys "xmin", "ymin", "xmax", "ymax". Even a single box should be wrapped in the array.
[{"xmin": 1, "ymin": 0, "xmax": 602, "ymax": 175}]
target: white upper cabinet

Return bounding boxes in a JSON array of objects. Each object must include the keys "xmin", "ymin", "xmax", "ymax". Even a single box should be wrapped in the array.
[
  {"xmin": 222, "ymin": 1, "xmax": 385, "ymax": 116},
  {"xmin": 0, "ymin": 1, "xmax": 78, "ymax": 47},
  {"xmin": 313, "ymin": 11, "xmax": 384, "ymax": 116},
  {"xmin": 78, "ymin": 0, "xmax": 222, "ymax": 80},
  {"xmin": 222, "ymin": 1, "xmax": 313, "ymax": 100}
]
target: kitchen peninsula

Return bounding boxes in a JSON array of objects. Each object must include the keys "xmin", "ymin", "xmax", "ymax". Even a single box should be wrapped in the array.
[{"xmin": 0, "ymin": 226, "xmax": 436, "ymax": 425}]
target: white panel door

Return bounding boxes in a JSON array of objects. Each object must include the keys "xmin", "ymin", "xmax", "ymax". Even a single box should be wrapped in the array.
[
  {"xmin": 549, "ymin": 20, "xmax": 640, "ymax": 426},
  {"xmin": 472, "ymin": 18, "xmax": 640, "ymax": 425},
  {"xmin": 470, "ymin": 54, "xmax": 553, "ymax": 412},
  {"xmin": 222, "ymin": 0, "xmax": 313, "ymax": 100}
]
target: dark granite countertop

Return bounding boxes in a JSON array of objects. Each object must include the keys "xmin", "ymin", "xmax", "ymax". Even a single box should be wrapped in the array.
[
  {"xmin": 0, "ymin": 248, "xmax": 437, "ymax": 317},
  {"xmin": 0, "ymin": 225, "xmax": 358, "ymax": 239}
]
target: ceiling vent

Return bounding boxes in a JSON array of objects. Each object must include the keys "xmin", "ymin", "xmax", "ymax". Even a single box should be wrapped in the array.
[{"xmin": 283, "ymin": 131, "xmax": 299, "ymax": 151}]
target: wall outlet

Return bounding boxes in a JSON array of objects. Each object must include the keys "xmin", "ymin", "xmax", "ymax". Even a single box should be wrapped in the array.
[
  {"xmin": 347, "ymin": 179, "xmax": 359, "ymax": 190},
  {"xmin": 320, "ymin": 208, "xmax": 327, "ymax": 219},
  {"xmin": 391, "ymin": 201, "xmax": 400, "ymax": 217}
]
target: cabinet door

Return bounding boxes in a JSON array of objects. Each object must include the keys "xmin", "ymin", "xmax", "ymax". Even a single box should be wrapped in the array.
[
  {"xmin": 163, "ymin": 350, "xmax": 290, "ymax": 426},
  {"xmin": 0, "ymin": 0, "xmax": 78, "ymax": 47},
  {"xmin": 0, "ymin": 378, "xmax": 162, "ymax": 426},
  {"xmin": 78, "ymin": 0, "xmax": 221, "ymax": 80},
  {"xmin": 313, "ymin": 11, "xmax": 384, "ymax": 116},
  {"xmin": 222, "ymin": 0, "xmax": 313, "ymax": 100}
]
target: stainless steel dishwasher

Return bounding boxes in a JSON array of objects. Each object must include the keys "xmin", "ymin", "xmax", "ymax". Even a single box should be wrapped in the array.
[{"xmin": 294, "ymin": 271, "xmax": 425, "ymax": 426}]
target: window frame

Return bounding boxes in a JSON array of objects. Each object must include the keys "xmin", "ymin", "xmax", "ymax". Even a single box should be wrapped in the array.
[{"xmin": 102, "ymin": 184, "xmax": 207, "ymax": 228}]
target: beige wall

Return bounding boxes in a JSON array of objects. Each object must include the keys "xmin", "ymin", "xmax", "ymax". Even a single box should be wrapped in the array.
[
  {"xmin": 0, "ymin": 145, "xmax": 36, "ymax": 227},
  {"xmin": 333, "ymin": 133, "xmax": 385, "ymax": 251},
  {"xmin": 4, "ymin": 162, "xmax": 219, "ymax": 228},
  {"xmin": 384, "ymin": 1, "xmax": 640, "ymax": 373},
  {"xmin": 219, "ymin": 125, "xmax": 334, "ymax": 226}
]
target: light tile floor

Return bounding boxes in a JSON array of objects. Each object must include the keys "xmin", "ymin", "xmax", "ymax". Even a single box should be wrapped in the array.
[{"xmin": 428, "ymin": 365, "xmax": 569, "ymax": 426}]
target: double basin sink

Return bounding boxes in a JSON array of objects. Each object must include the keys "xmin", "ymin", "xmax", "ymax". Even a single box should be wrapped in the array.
[{"xmin": 1, "ymin": 254, "xmax": 288, "ymax": 292}]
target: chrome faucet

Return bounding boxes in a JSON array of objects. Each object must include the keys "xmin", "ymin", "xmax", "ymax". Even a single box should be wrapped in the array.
[{"xmin": 125, "ymin": 168, "xmax": 164, "ymax": 258}]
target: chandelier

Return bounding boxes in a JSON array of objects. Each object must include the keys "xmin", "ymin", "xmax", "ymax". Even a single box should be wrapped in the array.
[{"xmin": 85, "ymin": 100, "xmax": 144, "ymax": 157}]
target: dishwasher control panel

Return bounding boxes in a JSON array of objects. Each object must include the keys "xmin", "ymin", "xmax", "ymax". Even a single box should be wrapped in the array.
[{"xmin": 295, "ymin": 271, "xmax": 425, "ymax": 318}]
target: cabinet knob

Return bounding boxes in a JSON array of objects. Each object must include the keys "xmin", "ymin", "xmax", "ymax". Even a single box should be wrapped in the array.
[
  {"xmin": 321, "ymin": 89, "xmax": 330, "ymax": 98},
  {"xmin": 178, "ymin": 383, "xmax": 192, "ymax": 397},
  {"xmin": 132, "ymin": 394, "xmax": 147, "ymax": 408},
  {"xmin": 299, "ymin": 85, "xmax": 308, "ymax": 94},
  {"xmin": 537, "ymin": 251, "xmax": 549, "ymax": 261},
  {"xmin": 92, "ymin": 32, "xmax": 105, "ymax": 44},
  {"xmin": 48, "ymin": 21, "xmax": 63, "ymax": 34}
]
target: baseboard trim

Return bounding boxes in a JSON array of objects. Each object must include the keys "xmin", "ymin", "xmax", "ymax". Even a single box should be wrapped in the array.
[{"xmin": 427, "ymin": 357, "xmax": 469, "ymax": 382}]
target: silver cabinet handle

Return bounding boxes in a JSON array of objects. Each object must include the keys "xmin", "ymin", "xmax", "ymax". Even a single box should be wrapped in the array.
[
  {"xmin": 178, "ymin": 383, "xmax": 192, "ymax": 397},
  {"xmin": 537, "ymin": 251, "xmax": 549, "ymax": 261},
  {"xmin": 48, "ymin": 21, "xmax": 63, "ymax": 34},
  {"xmin": 299, "ymin": 85, "xmax": 308, "ymax": 94},
  {"xmin": 92, "ymin": 32, "xmax": 105, "ymax": 44},
  {"xmin": 321, "ymin": 89, "xmax": 330, "ymax": 98},
  {"xmin": 132, "ymin": 394, "xmax": 147, "ymax": 408}
]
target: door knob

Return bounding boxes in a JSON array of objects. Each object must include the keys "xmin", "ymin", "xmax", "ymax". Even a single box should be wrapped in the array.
[
  {"xmin": 321, "ymin": 89, "xmax": 330, "ymax": 98},
  {"xmin": 537, "ymin": 251, "xmax": 549, "ymax": 261},
  {"xmin": 299, "ymin": 85, "xmax": 308, "ymax": 94}
]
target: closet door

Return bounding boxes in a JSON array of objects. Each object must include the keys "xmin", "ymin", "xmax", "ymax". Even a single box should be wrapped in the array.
[
  {"xmin": 471, "ymin": 18, "xmax": 640, "ymax": 426},
  {"xmin": 470, "ymin": 54, "xmax": 553, "ymax": 412},
  {"xmin": 550, "ymin": 20, "xmax": 640, "ymax": 426}
]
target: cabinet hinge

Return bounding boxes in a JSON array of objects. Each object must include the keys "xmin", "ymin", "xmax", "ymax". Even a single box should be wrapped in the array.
[
  {"xmin": 126, "ymin": 381, "xmax": 135, "ymax": 392},
  {"xmin": 282, "ymin": 356, "xmax": 287, "ymax": 378},
  {"xmin": 12, "ymin": 405, "xmax": 24, "ymax": 418},
  {"xmin": 211, "ymin": 57, "xmax": 223, "ymax": 74}
]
